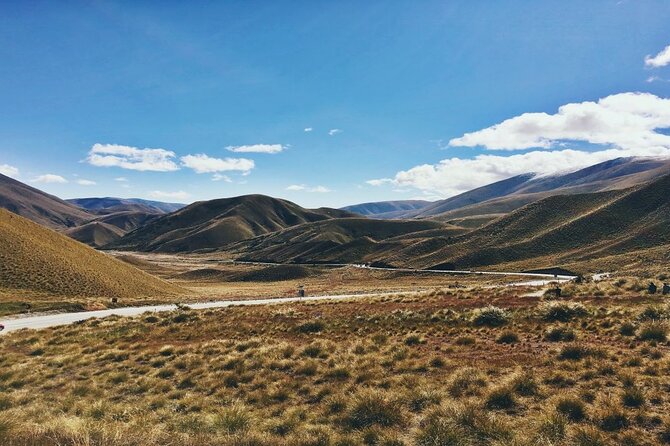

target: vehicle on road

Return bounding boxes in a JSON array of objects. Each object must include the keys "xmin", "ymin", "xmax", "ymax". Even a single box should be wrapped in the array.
[{"xmin": 0, "ymin": 323, "xmax": 4, "ymax": 332}]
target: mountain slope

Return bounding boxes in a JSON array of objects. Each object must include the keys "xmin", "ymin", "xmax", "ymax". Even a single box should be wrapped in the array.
[
  {"xmin": 66, "ymin": 211, "xmax": 161, "ymax": 247},
  {"xmin": 0, "ymin": 209, "xmax": 182, "ymax": 297},
  {"xmin": 231, "ymin": 217, "xmax": 456, "ymax": 264},
  {"xmin": 341, "ymin": 200, "xmax": 431, "ymax": 219},
  {"xmin": 0, "ymin": 174, "xmax": 94, "ymax": 229},
  {"xmin": 392, "ymin": 157, "xmax": 670, "ymax": 224},
  {"xmin": 67, "ymin": 197, "xmax": 184, "ymax": 214},
  {"xmin": 386, "ymin": 172, "xmax": 670, "ymax": 271},
  {"xmin": 108, "ymin": 194, "xmax": 358, "ymax": 252}
]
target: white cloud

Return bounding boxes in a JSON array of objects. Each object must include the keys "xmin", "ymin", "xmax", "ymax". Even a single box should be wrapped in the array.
[
  {"xmin": 0, "ymin": 164, "xmax": 19, "ymax": 178},
  {"xmin": 31, "ymin": 174, "xmax": 68, "ymax": 184},
  {"xmin": 86, "ymin": 143, "xmax": 179, "ymax": 171},
  {"xmin": 449, "ymin": 92, "xmax": 670, "ymax": 151},
  {"xmin": 180, "ymin": 154, "xmax": 254, "ymax": 174},
  {"xmin": 286, "ymin": 184, "xmax": 331, "ymax": 193},
  {"xmin": 226, "ymin": 144, "xmax": 285, "ymax": 154},
  {"xmin": 328, "ymin": 128, "xmax": 342, "ymax": 136},
  {"xmin": 212, "ymin": 173, "xmax": 232, "ymax": 182},
  {"xmin": 304, "ymin": 127, "xmax": 313, "ymax": 132},
  {"xmin": 76, "ymin": 179, "xmax": 96, "ymax": 186},
  {"xmin": 114, "ymin": 177, "xmax": 128, "ymax": 182},
  {"xmin": 149, "ymin": 190, "xmax": 190, "ymax": 200},
  {"xmin": 370, "ymin": 92, "xmax": 670, "ymax": 198},
  {"xmin": 645, "ymin": 44, "xmax": 670, "ymax": 68}
]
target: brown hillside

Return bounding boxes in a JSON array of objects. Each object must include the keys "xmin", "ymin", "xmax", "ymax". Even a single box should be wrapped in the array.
[
  {"xmin": 0, "ymin": 209, "xmax": 182, "ymax": 297},
  {"xmin": 109, "ymin": 194, "xmax": 358, "ymax": 253},
  {"xmin": 0, "ymin": 173, "xmax": 93, "ymax": 229}
]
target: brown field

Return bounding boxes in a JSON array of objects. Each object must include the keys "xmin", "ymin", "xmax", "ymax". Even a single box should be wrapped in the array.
[{"xmin": 3, "ymin": 277, "xmax": 670, "ymax": 445}]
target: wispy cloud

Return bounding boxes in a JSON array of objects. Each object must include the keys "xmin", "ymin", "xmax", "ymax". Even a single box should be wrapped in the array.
[
  {"xmin": 212, "ymin": 173, "xmax": 232, "ymax": 182},
  {"xmin": 328, "ymin": 128, "xmax": 342, "ymax": 136},
  {"xmin": 149, "ymin": 190, "xmax": 190, "ymax": 200},
  {"xmin": 86, "ymin": 143, "xmax": 180, "ymax": 171},
  {"xmin": 645, "ymin": 44, "xmax": 670, "ymax": 68},
  {"xmin": 286, "ymin": 184, "xmax": 331, "ymax": 193},
  {"xmin": 0, "ymin": 164, "xmax": 19, "ymax": 178},
  {"xmin": 76, "ymin": 179, "xmax": 96, "ymax": 186},
  {"xmin": 114, "ymin": 177, "xmax": 128, "ymax": 182},
  {"xmin": 304, "ymin": 127, "xmax": 313, "ymax": 132},
  {"xmin": 226, "ymin": 144, "xmax": 285, "ymax": 154},
  {"xmin": 31, "ymin": 174, "xmax": 68, "ymax": 184},
  {"xmin": 181, "ymin": 154, "xmax": 254, "ymax": 174}
]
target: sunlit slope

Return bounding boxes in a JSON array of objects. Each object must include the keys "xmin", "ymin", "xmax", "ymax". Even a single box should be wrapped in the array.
[
  {"xmin": 109, "ymin": 194, "xmax": 358, "ymax": 252},
  {"xmin": 0, "ymin": 209, "xmax": 182, "ymax": 297}
]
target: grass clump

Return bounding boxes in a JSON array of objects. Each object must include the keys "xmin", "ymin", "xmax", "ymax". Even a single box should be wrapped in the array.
[
  {"xmin": 296, "ymin": 320, "xmax": 325, "ymax": 334},
  {"xmin": 558, "ymin": 344, "xmax": 592, "ymax": 361},
  {"xmin": 555, "ymin": 396, "xmax": 586, "ymax": 422},
  {"xmin": 471, "ymin": 306, "xmax": 510, "ymax": 327},
  {"xmin": 544, "ymin": 326, "xmax": 576, "ymax": 342},
  {"xmin": 638, "ymin": 321, "xmax": 668, "ymax": 342},
  {"xmin": 496, "ymin": 331, "xmax": 519, "ymax": 344},
  {"xmin": 485, "ymin": 385, "xmax": 516, "ymax": 410},
  {"xmin": 540, "ymin": 302, "xmax": 588, "ymax": 322},
  {"xmin": 344, "ymin": 390, "xmax": 405, "ymax": 429}
]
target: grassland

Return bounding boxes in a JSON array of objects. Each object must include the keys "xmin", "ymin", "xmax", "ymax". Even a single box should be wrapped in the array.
[{"xmin": 3, "ymin": 277, "xmax": 670, "ymax": 445}]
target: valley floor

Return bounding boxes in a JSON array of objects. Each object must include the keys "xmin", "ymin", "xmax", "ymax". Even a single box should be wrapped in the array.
[{"xmin": 2, "ymin": 276, "xmax": 670, "ymax": 445}]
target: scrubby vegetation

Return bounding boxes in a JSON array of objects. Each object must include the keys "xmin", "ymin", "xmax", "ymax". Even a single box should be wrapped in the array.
[{"xmin": 2, "ymin": 286, "xmax": 670, "ymax": 445}]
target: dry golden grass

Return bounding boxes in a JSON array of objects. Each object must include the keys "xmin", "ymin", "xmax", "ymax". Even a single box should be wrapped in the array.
[
  {"xmin": 0, "ymin": 209, "xmax": 182, "ymax": 300},
  {"xmin": 3, "ymin": 284, "xmax": 670, "ymax": 445}
]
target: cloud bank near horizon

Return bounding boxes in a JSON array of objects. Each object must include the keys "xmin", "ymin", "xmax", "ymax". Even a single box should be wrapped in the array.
[{"xmin": 368, "ymin": 92, "xmax": 670, "ymax": 198}]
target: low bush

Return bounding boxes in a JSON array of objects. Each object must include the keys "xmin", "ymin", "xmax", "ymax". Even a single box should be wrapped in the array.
[
  {"xmin": 496, "ymin": 331, "xmax": 519, "ymax": 344},
  {"xmin": 638, "ymin": 322, "xmax": 668, "ymax": 342},
  {"xmin": 555, "ymin": 396, "xmax": 586, "ymax": 422},
  {"xmin": 544, "ymin": 326, "xmax": 576, "ymax": 342},
  {"xmin": 471, "ymin": 306, "xmax": 510, "ymax": 327},
  {"xmin": 540, "ymin": 302, "xmax": 588, "ymax": 322}
]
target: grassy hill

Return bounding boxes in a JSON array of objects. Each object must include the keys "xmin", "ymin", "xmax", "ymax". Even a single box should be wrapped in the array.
[
  {"xmin": 232, "ymin": 217, "xmax": 461, "ymax": 264},
  {"xmin": 0, "ymin": 173, "xmax": 93, "ymax": 229},
  {"xmin": 341, "ymin": 200, "xmax": 431, "ymax": 219},
  {"xmin": 66, "ymin": 211, "xmax": 160, "ymax": 247},
  {"xmin": 0, "ymin": 208, "xmax": 182, "ymax": 297},
  {"xmin": 108, "ymin": 194, "xmax": 358, "ymax": 253},
  {"xmin": 67, "ymin": 197, "xmax": 185, "ymax": 214},
  {"xmin": 385, "ymin": 173, "xmax": 670, "ymax": 272}
]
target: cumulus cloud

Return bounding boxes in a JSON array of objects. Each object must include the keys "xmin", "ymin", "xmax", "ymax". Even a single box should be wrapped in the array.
[
  {"xmin": 76, "ymin": 179, "xmax": 96, "ymax": 186},
  {"xmin": 449, "ymin": 93, "xmax": 670, "ymax": 151},
  {"xmin": 328, "ymin": 129, "xmax": 342, "ymax": 136},
  {"xmin": 369, "ymin": 92, "xmax": 670, "ymax": 198},
  {"xmin": 149, "ymin": 190, "xmax": 190, "ymax": 200},
  {"xmin": 31, "ymin": 174, "xmax": 68, "ymax": 184},
  {"xmin": 180, "ymin": 154, "xmax": 254, "ymax": 174},
  {"xmin": 645, "ymin": 44, "xmax": 670, "ymax": 68},
  {"xmin": 286, "ymin": 184, "xmax": 331, "ymax": 193},
  {"xmin": 304, "ymin": 127, "xmax": 313, "ymax": 132},
  {"xmin": 226, "ymin": 144, "xmax": 285, "ymax": 154},
  {"xmin": 86, "ymin": 143, "xmax": 179, "ymax": 171},
  {"xmin": 0, "ymin": 164, "xmax": 19, "ymax": 178}
]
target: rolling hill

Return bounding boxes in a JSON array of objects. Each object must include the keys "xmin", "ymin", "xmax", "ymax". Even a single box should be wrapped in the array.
[
  {"xmin": 0, "ymin": 173, "xmax": 94, "ymax": 229},
  {"xmin": 0, "ymin": 208, "xmax": 182, "ymax": 297},
  {"xmin": 65, "ymin": 211, "xmax": 161, "ymax": 247},
  {"xmin": 108, "ymin": 194, "xmax": 359, "ymax": 252},
  {"xmin": 231, "ymin": 217, "xmax": 463, "ymax": 264}
]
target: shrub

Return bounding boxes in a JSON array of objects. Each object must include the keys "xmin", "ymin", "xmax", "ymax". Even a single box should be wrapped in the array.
[
  {"xmin": 638, "ymin": 322, "xmax": 668, "ymax": 342},
  {"xmin": 496, "ymin": 331, "xmax": 519, "ymax": 344},
  {"xmin": 485, "ymin": 386, "xmax": 516, "ymax": 410},
  {"xmin": 621, "ymin": 387, "xmax": 645, "ymax": 408},
  {"xmin": 296, "ymin": 320, "xmax": 325, "ymax": 334},
  {"xmin": 404, "ymin": 334, "xmax": 425, "ymax": 345},
  {"xmin": 540, "ymin": 302, "xmax": 588, "ymax": 322},
  {"xmin": 637, "ymin": 305, "xmax": 669, "ymax": 321},
  {"xmin": 555, "ymin": 396, "xmax": 586, "ymax": 422},
  {"xmin": 471, "ymin": 306, "xmax": 510, "ymax": 327},
  {"xmin": 598, "ymin": 406, "xmax": 628, "ymax": 432},
  {"xmin": 558, "ymin": 344, "xmax": 591, "ymax": 361},
  {"xmin": 619, "ymin": 322, "xmax": 636, "ymax": 337},
  {"xmin": 544, "ymin": 326, "xmax": 576, "ymax": 342},
  {"xmin": 345, "ymin": 391, "xmax": 405, "ymax": 429}
]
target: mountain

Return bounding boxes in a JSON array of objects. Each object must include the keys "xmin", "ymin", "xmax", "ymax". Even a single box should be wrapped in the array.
[
  {"xmin": 379, "ymin": 172, "xmax": 670, "ymax": 272},
  {"xmin": 0, "ymin": 173, "xmax": 94, "ymax": 229},
  {"xmin": 64, "ymin": 211, "xmax": 159, "ymax": 247},
  {"xmin": 67, "ymin": 197, "xmax": 185, "ymax": 214},
  {"xmin": 108, "ymin": 194, "xmax": 359, "ymax": 253},
  {"xmin": 0, "ymin": 208, "xmax": 181, "ymax": 297},
  {"xmin": 341, "ymin": 200, "xmax": 431, "ymax": 219},
  {"xmin": 389, "ymin": 157, "xmax": 670, "ymax": 226},
  {"xmin": 231, "ymin": 217, "xmax": 458, "ymax": 264}
]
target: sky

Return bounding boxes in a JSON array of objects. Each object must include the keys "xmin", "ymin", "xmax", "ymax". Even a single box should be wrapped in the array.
[{"xmin": 1, "ymin": 0, "xmax": 670, "ymax": 208}]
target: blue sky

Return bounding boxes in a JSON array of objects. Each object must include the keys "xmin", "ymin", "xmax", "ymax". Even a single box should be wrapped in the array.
[{"xmin": 1, "ymin": 0, "xmax": 670, "ymax": 208}]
